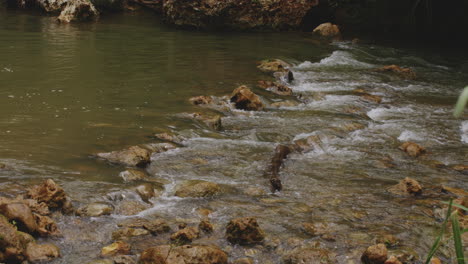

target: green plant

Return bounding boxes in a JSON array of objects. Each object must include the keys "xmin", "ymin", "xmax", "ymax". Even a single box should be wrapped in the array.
[
  {"xmin": 454, "ymin": 86, "xmax": 468, "ymax": 118},
  {"xmin": 424, "ymin": 200, "xmax": 467, "ymax": 264}
]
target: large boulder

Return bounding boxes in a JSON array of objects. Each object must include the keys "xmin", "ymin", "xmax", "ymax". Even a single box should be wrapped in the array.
[
  {"xmin": 225, "ymin": 217, "xmax": 265, "ymax": 245},
  {"xmin": 312, "ymin": 22, "xmax": 341, "ymax": 39},
  {"xmin": 57, "ymin": 0, "xmax": 99, "ymax": 23},
  {"xmin": 0, "ymin": 215, "xmax": 25, "ymax": 263},
  {"xmin": 139, "ymin": 244, "xmax": 228, "ymax": 264},
  {"xmin": 97, "ymin": 146, "xmax": 151, "ymax": 167},
  {"xmin": 230, "ymin": 86, "xmax": 264, "ymax": 111},
  {"xmin": 174, "ymin": 180, "xmax": 221, "ymax": 198},
  {"xmin": 25, "ymin": 243, "xmax": 60, "ymax": 263},
  {"xmin": 26, "ymin": 179, "xmax": 70, "ymax": 211},
  {"xmin": 163, "ymin": 0, "xmax": 320, "ymax": 30},
  {"xmin": 0, "ymin": 202, "xmax": 38, "ymax": 234}
]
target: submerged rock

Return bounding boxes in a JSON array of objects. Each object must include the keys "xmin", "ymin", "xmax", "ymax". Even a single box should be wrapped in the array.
[
  {"xmin": 257, "ymin": 81, "xmax": 293, "ymax": 96},
  {"xmin": 384, "ymin": 256, "xmax": 402, "ymax": 264},
  {"xmin": 388, "ymin": 177, "xmax": 423, "ymax": 196},
  {"xmin": 117, "ymin": 218, "xmax": 171, "ymax": 235},
  {"xmin": 76, "ymin": 202, "xmax": 114, "ymax": 217},
  {"xmin": 375, "ymin": 65, "xmax": 416, "ymax": 80},
  {"xmin": 139, "ymin": 244, "xmax": 227, "ymax": 264},
  {"xmin": 361, "ymin": 244, "xmax": 388, "ymax": 264},
  {"xmin": 101, "ymin": 241, "xmax": 131, "ymax": 257},
  {"xmin": 312, "ymin": 22, "xmax": 341, "ymax": 39},
  {"xmin": 115, "ymin": 200, "xmax": 148, "ymax": 216},
  {"xmin": 97, "ymin": 146, "xmax": 151, "ymax": 167},
  {"xmin": 112, "ymin": 227, "xmax": 149, "ymax": 240},
  {"xmin": 174, "ymin": 180, "xmax": 221, "ymax": 198},
  {"xmin": 399, "ymin": 142, "xmax": 425, "ymax": 157},
  {"xmin": 353, "ymin": 89, "xmax": 382, "ymax": 104},
  {"xmin": 57, "ymin": 0, "xmax": 99, "ymax": 23},
  {"xmin": 282, "ymin": 247, "xmax": 335, "ymax": 264},
  {"xmin": 25, "ymin": 243, "xmax": 60, "ymax": 263},
  {"xmin": 226, "ymin": 217, "xmax": 265, "ymax": 245},
  {"xmin": 170, "ymin": 226, "xmax": 200, "ymax": 244},
  {"xmin": 270, "ymin": 100, "xmax": 299, "ymax": 108},
  {"xmin": 189, "ymin": 96, "xmax": 213, "ymax": 105},
  {"xmin": 163, "ymin": 0, "xmax": 318, "ymax": 30},
  {"xmin": 230, "ymin": 86, "xmax": 264, "ymax": 111},
  {"xmin": 119, "ymin": 169, "xmax": 149, "ymax": 182},
  {"xmin": 191, "ymin": 113, "xmax": 223, "ymax": 131}
]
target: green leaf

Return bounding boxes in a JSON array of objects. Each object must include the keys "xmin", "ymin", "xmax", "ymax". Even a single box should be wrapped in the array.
[
  {"xmin": 425, "ymin": 200, "xmax": 454, "ymax": 264},
  {"xmin": 442, "ymin": 201, "xmax": 468, "ymax": 212},
  {"xmin": 454, "ymin": 86, "xmax": 468, "ymax": 118},
  {"xmin": 450, "ymin": 212, "xmax": 465, "ymax": 264}
]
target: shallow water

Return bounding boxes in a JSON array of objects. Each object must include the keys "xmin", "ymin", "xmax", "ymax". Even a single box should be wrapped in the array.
[{"xmin": 1, "ymin": 8, "xmax": 467, "ymax": 264}]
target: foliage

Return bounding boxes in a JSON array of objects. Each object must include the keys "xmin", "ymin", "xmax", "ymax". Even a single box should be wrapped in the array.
[{"xmin": 454, "ymin": 86, "xmax": 468, "ymax": 118}]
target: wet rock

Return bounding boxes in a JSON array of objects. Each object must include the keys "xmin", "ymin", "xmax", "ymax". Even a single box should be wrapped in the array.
[
  {"xmin": 153, "ymin": 133, "xmax": 184, "ymax": 144},
  {"xmin": 199, "ymin": 219, "xmax": 214, "ymax": 233},
  {"xmin": 376, "ymin": 234, "xmax": 399, "ymax": 248},
  {"xmin": 399, "ymin": 142, "xmax": 426, "ymax": 157},
  {"xmin": 273, "ymin": 70, "xmax": 294, "ymax": 83},
  {"xmin": 57, "ymin": 0, "xmax": 99, "ymax": 23},
  {"xmin": 282, "ymin": 248, "xmax": 335, "ymax": 264},
  {"xmin": 257, "ymin": 59, "xmax": 291, "ymax": 73},
  {"xmin": 170, "ymin": 226, "xmax": 200, "ymax": 244},
  {"xmin": 430, "ymin": 257, "xmax": 442, "ymax": 264},
  {"xmin": 87, "ymin": 259, "xmax": 114, "ymax": 264},
  {"xmin": 388, "ymin": 177, "xmax": 423, "ymax": 196},
  {"xmin": 115, "ymin": 200, "xmax": 148, "ymax": 216},
  {"xmin": 191, "ymin": 113, "xmax": 223, "ymax": 131},
  {"xmin": 313, "ymin": 22, "xmax": 341, "ymax": 39},
  {"xmin": 33, "ymin": 213, "xmax": 59, "ymax": 236},
  {"xmin": 26, "ymin": 179, "xmax": 71, "ymax": 211},
  {"xmin": 16, "ymin": 231, "xmax": 35, "ymax": 246},
  {"xmin": 243, "ymin": 187, "xmax": 266, "ymax": 197},
  {"xmin": 197, "ymin": 208, "xmax": 213, "ymax": 217},
  {"xmin": 163, "ymin": 0, "xmax": 318, "ymax": 30},
  {"xmin": 257, "ymin": 81, "xmax": 293, "ymax": 96},
  {"xmin": 25, "ymin": 243, "xmax": 60, "ymax": 263},
  {"xmin": 143, "ymin": 219, "xmax": 171, "ymax": 235},
  {"xmin": 302, "ymin": 222, "xmax": 330, "ymax": 237},
  {"xmin": 341, "ymin": 122, "xmax": 366, "ymax": 132},
  {"xmin": 22, "ymin": 198, "xmax": 50, "ymax": 216},
  {"xmin": 230, "ymin": 86, "xmax": 264, "ymax": 111},
  {"xmin": 97, "ymin": 146, "xmax": 151, "ymax": 167},
  {"xmin": 174, "ymin": 180, "xmax": 221, "ymax": 198},
  {"xmin": 140, "ymin": 244, "xmax": 227, "ymax": 264},
  {"xmin": 0, "ymin": 163, "xmax": 6, "ymax": 169},
  {"xmin": 120, "ymin": 169, "xmax": 149, "ymax": 182},
  {"xmin": 233, "ymin": 257, "xmax": 254, "ymax": 264},
  {"xmin": 270, "ymin": 100, "xmax": 299, "ymax": 108},
  {"xmin": 384, "ymin": 256, "xmax": 402, "ymax": 264},
  {"xmin": 353, "ymin": 89, "xmax": 382, "ymax": 103},
  {"xmin": 189, "ymin": 96, "xmax": 213, "ymax": 105},
  {"xmin": 452, "ymin": 164, "xmax": 468, "ymax": 173},
  {"xmin": 361, "ymin": 244, "xmax": 388, "ymax": 264},
  {"xmin": 144, "ymin": 142, "xmax": 177, "ymax": 154},
  {"xmin": 0, "ymin": 202, "xmax": 37, "ymax": 234},
  {"xmin": 375, "ymin": 65, "xmax": 416, "ymax": 80},
  {"xmin": 101, "ymin": 241, "xmax": 131, "ymax": 257},
  {"xmin": 135, "ymin": 183, "xmax": 158, "ymax": 202},
  {"xmin": 0, "ymin": 214, "xmax": 25, "ymax": 262},
  {"xmin": 226, "ymin": 217, "xmax": 265, "ymax": 245},
  {"xmin": 76, "ymin": 202, "xmax": 114, "ymax": 217},
  {"xmin": 112, "ymin": 227, "xmax": 149, "ymax": 240}
]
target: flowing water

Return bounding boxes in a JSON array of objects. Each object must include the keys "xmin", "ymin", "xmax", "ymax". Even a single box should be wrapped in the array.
[{"xmin": 1, "ymin": 8, "xmax": 467, "ymax": 264}]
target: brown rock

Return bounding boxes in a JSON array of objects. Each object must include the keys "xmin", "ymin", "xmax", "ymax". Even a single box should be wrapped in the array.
[
  {"xmin": 230, "ymin": 86, "xmax": 264, "ymax": 111},
  {"xmin": 97, "ymin": 146, "xmax": 151, "ymax": 167},
  {"xmin": 170, "ymin": 227, "xmax": 200, "ymax": 244},
  {"xmin": 282, "ymin": 248, "xmax": 335, "ymax": 264},
  {"xmin": 384, "ymin": 256, "xmax": 402, "ymax": 264},
  {"xmin": 452, "ymin": 164, "xmax": 468, "ymax": 173},
  {"xmin": 25, "ymin": 243, "xmax": 60, "ymax": 263},
  {"xmin": 101, "ymin": 241, "xmax": 131, "ymax": 257},
  {"xmin": 112, "ymin": 228, "xmax": 149, "ymax": 240},
  {"xmin": 257, "ymin": 80, "xmax": 293, "ymax": 96},
  {"xmin": 399, "ymin": 142, "xmax": 426, "ymax": 157},
  {"xmin": 270, "ymin": 100, "xmax": 299, "ymax": 108},
  {"xmin": 192, "ymin": 113, "xmax": 223, "ymax": 131},
  {"xmin": 0, "ymin": 202, "xmax": 37, "ymax": 233},
  {"xmin": 76, "ymin": 202, "xmax": 114, "ymax": 217},
  {"xmin": 226, "ymin": 217, "xmax": 265, "ymax": 245},
  {"xmin": 143, "ymin": 219, "xmax": 171, "ymax": 235},
  {"xmin": 115, "ymin": 200, "xmax": 148, "ymax": 216},
  {"xmin": 376, "ymin": 234, "xmax": 399, "ymax": 247},
  {"xmin": 431, "ymin": 257, "xmax": 442, "ymax": 264},
  {"xmin": 257, "ymin": 59, "xmax": 291, "ymax": 73},
  {"xmin": 375, "ymin": 65, "xmax": 416, "ymax": 80},
  {"xmin": 273, "ymin": 70, "xmax": 294, "ymax": 83},
  {"xmin": 119, "ymin": 169, "xmax": 149, "ymax": 182},
  {"xmin": 199, "ymin": 219, "xmax": 214, "ymax": 233},
  {"xmin": 174, "ymin": 180, "xmax": 221, "ymax": 198},
  {"xmin": 389, "ymin": 177, "xmax": 423, "ymax": 196},
  {"xmin": 139, "ymin": 244, "xmax": 227, "ymax": 264},
  {"xmin": 57, "ymin": 0, "xmax": 99, "ymax": 23},
  {"xmin": 361, "ymin": 244, "xmax": 388, "ymax": 264},
  {"xmin": 189, "ymin": 96, "xmax": 213, "ymax": 105},
  {"xmin": 135, "ymin": 183, "xmax": 157, "ymax": 202},
  {"xmin": 313, "ymin": 22, "xmax": 341, "ymax": 39},
  {"xmin": 233, "ymin": 258, "xmax": 254, "ymax": 264},
  {"xmin": 302, "ymin": 222, "xmax": 329, "ymax": 237},
  {"xmin": 33, "ymin": 213, "xmax": 59, "ymax": 236},
  {"xmin": 26, "ymin": 179, "xmax": 69, "ymax": 210},
  {"xmin": 0, "ymin": 215, "xmax": 24, "ymax": 260}
]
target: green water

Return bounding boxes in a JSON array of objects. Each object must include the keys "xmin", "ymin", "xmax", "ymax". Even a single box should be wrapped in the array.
[{"xmin": 1, "ymin": 8, "xmax": 467, "ymax": 264}]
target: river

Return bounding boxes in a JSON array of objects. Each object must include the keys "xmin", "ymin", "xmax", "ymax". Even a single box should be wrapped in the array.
[{"xmin": 0, "ymin": 8, "xmax": 467, "ymax": 264}]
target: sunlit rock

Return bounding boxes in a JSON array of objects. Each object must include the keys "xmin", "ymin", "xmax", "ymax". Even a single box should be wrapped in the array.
[
  {"xmin": 140, "ymin": 244, "xmax": 227, "ymax": 264},
  {"xmin": 76, "ymin": 202, "xmax": 114, "ymax": 217},
  {"xmin": 282, "ymin": 247, "xmax": 335, "ymax": 264},
  {"xmin": 26, "ymin": 179, "xmax": 72, "ymax": 212},
  {"xmin": 388, "ymin": 177, "xmax": 422, "ymax": 196},
  {"xmin": 97, "ymin": 146, "xmax": 151, "ymax": 167},
  {"xmin": 361, "ymin": 244, "xmax": 388, "ymax": 264},
  {"xmin": 198, "ymin": 218, "xmax": 213, "ymax": 233},
  {"xmin": 57, "ymin": 0, "xmax": 99, "ymax": 23},
  {"xmin": 174, "ymin": 180, "xmax": 221, "ymax": 198},
  {"xmin": 399, "ymin": 142, "xmax": 425, "ymax": 157},
  {"xmin": 313, "ymin": 22, "xmax": 341, "ymax": 40},
  {"xmin": 170, "ymin": 226, "xmax": 200, "ymax": 244},
  {"xmin": 115, "ymin": 200, "xmax": 148, "ymax": 216},
  {"xmin": 189, "ymin": 96, "xmax": 213, "ymax": 106},
  {"xmin": 230, "ymin": 86, "xmax": 264, "ymax": 111},
  {"xmin": 25, "ymin": 243, "xmax": 60, "ymax": 263},
  {"xmin": 257, "ymin": 81, "xmax": 293, "ymax": 96},
  {"xmin": 0, "ymin": 202, "xmax": 38, "ymax": 234},
  {"xmin": 101, "ymin": 241, "xmax": 131, "ymax": 257},
  {"xmin": 257, "ymin": 59, "xmax": 291, "ymax": 73}
]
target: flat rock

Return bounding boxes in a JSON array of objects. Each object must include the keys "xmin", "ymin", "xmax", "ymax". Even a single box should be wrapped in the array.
[
  {"xmin": 174, "ymin": 180, "xmax": 221, "ymax": 198},
  {"xmin": 76, "ymin": 202, "xmax": 114, "ymax": 217},
  {"xmin": 97, "ymin": 146, "xmax": 151, "ymax": 167},
  {"xmin": 140, "ymin": 244, "xmax": 227, "ymax": 264},
  {"xmin": 25, "ymin": 243, "xmax": 60, "ymax": 263}
]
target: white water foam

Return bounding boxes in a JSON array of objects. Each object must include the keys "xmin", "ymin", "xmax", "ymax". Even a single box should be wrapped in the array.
[
  {"xmin": 398, "ymin": 130, "xmax": 425, "ymax": 142},
  {"xmin": 295, "ymin": 51, "xmax": 374, "ymax": 69}
]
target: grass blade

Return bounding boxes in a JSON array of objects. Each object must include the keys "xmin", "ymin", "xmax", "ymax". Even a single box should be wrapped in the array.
[
  {"xmin": 450, "ymin": 212, "xmax": 465, "ymax": 264},
  {"xmin": 454, "ymin": 86, "xmax": 468, "ymax": 118},
  {"xmin": 425, "ymin": 200, "xmax": 454, "ymax": 264},
  {"xmin": 443, "ymin": 201, "xmax": 468, "ymax": 212}
]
